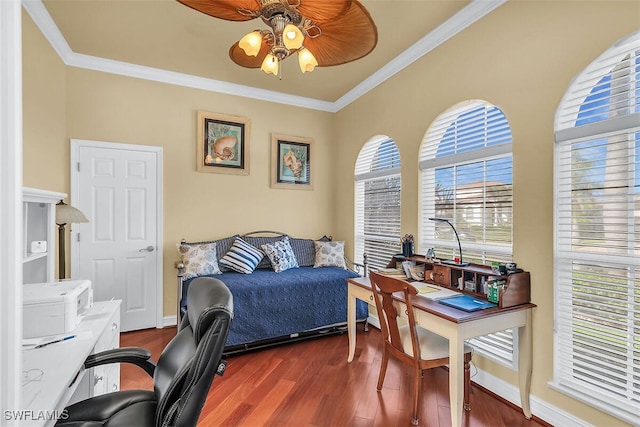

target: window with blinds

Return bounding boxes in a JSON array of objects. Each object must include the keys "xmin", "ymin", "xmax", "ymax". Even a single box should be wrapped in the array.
[
  {"xmin": 355, "ymin": 137, "xmax": 401, "ymax": 270},
  {"xmin": 552, "ymin": 31, "xmax": 640, "ymax": 425},
  {"xmin": 419, "ymin": 100, "xmax": 515, "ymax": 367}
]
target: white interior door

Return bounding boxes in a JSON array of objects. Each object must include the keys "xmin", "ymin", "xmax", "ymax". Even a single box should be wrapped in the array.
[{"xmin": 70, "ymin": 140, "xmax": 163, "ymax": 332}]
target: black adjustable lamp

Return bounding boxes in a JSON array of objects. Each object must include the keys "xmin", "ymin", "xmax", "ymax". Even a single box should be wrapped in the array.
[
  {"xmin": 56, "ymin": 201, "xmax": 89, "ymax": 279},
  {"xmin": 428, "ymin": 217, "xmax": 469, "ymax": 266}
]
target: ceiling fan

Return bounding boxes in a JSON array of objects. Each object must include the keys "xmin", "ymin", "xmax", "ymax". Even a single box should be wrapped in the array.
[{"xmin": 177, "ymin": 0, "xmax": 378, "ymax": 76}]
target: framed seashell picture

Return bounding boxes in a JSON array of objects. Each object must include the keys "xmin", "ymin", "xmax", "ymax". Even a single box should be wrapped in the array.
[
  {"xmin": 271, "ymin": 134, "xmax": 313, "ymax": 190},
  {"xmin": 197, "ymin": 111, "xmax": 250, "ymax": 175}
]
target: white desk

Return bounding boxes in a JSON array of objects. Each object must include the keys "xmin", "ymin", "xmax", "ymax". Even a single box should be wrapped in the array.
[
  {"xmin": 21, "ymin": 301, "xmax": 121, "ymax": 427},
  {"xmin": 347, "ymin": 277, "xmax": 535, "ymax": 427}
]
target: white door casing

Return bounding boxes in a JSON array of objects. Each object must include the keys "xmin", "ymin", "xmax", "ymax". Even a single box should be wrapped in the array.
[
  {"xmin": 1, "ymin": 1, "xmax": 23, "ymax": 421},
  {"xmin": 70, "ymin": 139, "xmax": 163, "ymax": 331}
]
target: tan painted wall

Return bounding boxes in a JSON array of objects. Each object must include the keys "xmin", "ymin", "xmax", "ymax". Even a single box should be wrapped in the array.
[
  {"xmin": 21, "ymin": 1, "xmax": 640, "ymax": 425},
  {"xmin": 64, "ymin": 70, "xmax": 335, "ymax": 315},
  {"xmin": 22, "ymin": 11, "xmax": 68, "ymax": 279},
  {"xmin": 22, "ymin": 14, "xmax": 335, "ymax": 318},
  {"xmin": 332, "ymin": 1, "xmax": 639, "ymax": 426},
  {"xmin": 22, "ymin": 12, "xmax": 67, "ymax": 194}
]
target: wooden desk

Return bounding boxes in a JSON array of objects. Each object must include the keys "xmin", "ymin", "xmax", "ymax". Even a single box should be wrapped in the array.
[
  {"xmin": 347, "ymin": 277, "xmax": 535, "ymax": 427},
  {"xmin": 21, "ymin": 301, "xmax": 121, "ymax": 427}
]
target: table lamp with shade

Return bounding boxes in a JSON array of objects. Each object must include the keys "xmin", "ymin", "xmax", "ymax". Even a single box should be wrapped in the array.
[{"xmin": 55, "ymin": 201, "xmax": 89, "ymax": 279}]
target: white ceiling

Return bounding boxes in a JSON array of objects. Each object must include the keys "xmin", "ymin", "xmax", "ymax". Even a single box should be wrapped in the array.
[{"xmin": 25, "ymin": 0, "xmax": 506, "ymax": 112}]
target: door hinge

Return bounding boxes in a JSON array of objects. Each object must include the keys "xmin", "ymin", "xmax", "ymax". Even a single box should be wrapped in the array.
[
  {"xmin": 77, "ymin": 233, "xmax": 81, "ymax": 242},
  {"xmin": 77, "ymin": 162, "xmax": 80, "ymax": 172}
]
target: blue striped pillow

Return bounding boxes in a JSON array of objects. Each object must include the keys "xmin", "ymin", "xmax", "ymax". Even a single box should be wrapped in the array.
[{"xmin": 219, "ymin": 237, "xmax": 265, "ymax": 274}]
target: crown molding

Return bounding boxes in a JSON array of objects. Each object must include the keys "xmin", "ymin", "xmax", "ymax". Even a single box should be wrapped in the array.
[
  {"xmin": 334, "ymin": 0, "xmax": 507, "ymax": 110},
  {"xmin": 22, "ymin": 0, "xmax": 505, "ymax": 113}
]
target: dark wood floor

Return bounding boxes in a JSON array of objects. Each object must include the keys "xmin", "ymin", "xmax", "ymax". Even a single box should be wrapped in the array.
[{"xmin": 121, "ymin": 326, "xmax": 548, "ymax": 427}]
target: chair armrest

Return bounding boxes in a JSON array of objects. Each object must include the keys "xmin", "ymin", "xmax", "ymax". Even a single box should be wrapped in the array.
[{"xmin": 84, "ymin": 346, "xmax": 156, "ymax": 377}]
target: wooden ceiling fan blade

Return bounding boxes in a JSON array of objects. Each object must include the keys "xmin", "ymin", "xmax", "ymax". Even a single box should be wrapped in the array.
[
  {"xmin": 296, "ymin": 0, "xmax": 352, "ymax": 23},
  {"xmin": 229, "ymin": 40, "xmax": 271, "ymax": 68},
  {"xmin": 177, "ymin": 0, "xmax": 260, "ymax": 21},
  {"xmin": 303, "ymin": 1, "xmax": 377, "ymax": 66}
]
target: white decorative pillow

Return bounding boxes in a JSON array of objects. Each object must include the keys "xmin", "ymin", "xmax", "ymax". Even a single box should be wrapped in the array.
[
  {"xmin": 178, "ymin": 242, "xmax": 221, "ymax": 280},
  {"xmin": 219, "ymin": 237, "xmax": 264, "ymax": 274},
  {"xmin": 313, "ymin": 240, "xmax": 346, "ymax": 268},
  {"xmin": 261, "ymin": 237, "xmax": 299, "ymax": 273}
]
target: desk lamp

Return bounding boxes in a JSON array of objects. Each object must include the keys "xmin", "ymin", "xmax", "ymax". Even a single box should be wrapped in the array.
[
  {"xmin": 428, "ymin": 217, "xmax": 469, "ymax": 266},
  {"xmin": 56, "ymin": 201, "xmax": 89, "ymax": 279}
]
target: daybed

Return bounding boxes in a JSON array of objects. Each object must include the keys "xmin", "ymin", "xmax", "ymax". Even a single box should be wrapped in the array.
[{"xmin": 176, "ymin": 231, "xmax": 369, "ymax": 354}]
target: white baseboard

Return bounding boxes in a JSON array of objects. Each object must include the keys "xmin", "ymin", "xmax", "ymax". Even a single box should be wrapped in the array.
[
  {"xmin": 162, "ymin": 315, "xmax": 177, "ymax": 328},
  {"xmin": 472, "ymin": 369, "xmax": 591, "ymax": 426},
  {"xmin": 364, "ymin": 315, "xmax": 589, "ymax": 426}
]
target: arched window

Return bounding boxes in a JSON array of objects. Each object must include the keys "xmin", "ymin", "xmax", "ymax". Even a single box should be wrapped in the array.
[
  {"xmin": 419, "ymin": 100, "xmax": 515, "ymax": 366},
  {"xmin": 553, "ymin": 31, "xmax": 639, "ymax": 425},
  {"xmin": 419, "ymin": 100, "xmax": 513, "ymax": 264},
  {"xmin": 354, "ymin": 136, "xmax": 401, "ymax": 270}
]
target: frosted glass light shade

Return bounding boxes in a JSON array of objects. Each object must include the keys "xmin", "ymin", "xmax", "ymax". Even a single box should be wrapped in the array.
[
  {"xmin": 298, "ymin": 48, "xmax": 318, "ymax": 73},
  {"xmin": 283, "ymin": 24, "xmax": 304, "ymax": 50},
  {"xmin": 261, "ymin": 54, "xmax": 279, "ymax": 75},
  {"xmin": 56, "ymin": 202, "xmax": 89, "ymax": 225},
  {"xmin": 239, "ymin": 31, "xmax": 262, "ymax": 56}
]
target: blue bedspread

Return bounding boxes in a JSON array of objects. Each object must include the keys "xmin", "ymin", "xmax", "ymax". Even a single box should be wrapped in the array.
[{"xmin": 182, "ymin": 266, "xmax": 369, "ymax": 347}]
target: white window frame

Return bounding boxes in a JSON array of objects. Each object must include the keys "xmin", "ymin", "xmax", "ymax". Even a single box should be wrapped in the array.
[
  {"xmin": 551, "ymin": 31, "xmax": 640, "ymax": 425},
  {"xmin": 354, "ymin": 136, "xmax": 401, "ymax": 271},
  {"xmin": 419, "ymin": 100, "xmax": 516, "ymax": 368}
]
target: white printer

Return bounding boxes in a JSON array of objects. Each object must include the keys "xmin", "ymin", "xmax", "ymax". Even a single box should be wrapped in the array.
[{"xmin": 23, "ymin": 279, "xmax": 92, "ymax": 338}]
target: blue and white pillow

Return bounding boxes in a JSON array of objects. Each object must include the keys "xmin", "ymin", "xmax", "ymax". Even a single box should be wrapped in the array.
[
  {"xmin": 219, "ymin": 237, "xmax": 264, "ymax": 274},
  {"xmin": 313, "ymin": 240, "xmax": 346, "ymax": 268},
  {"xmin": 178, "ymin": 242, "xmax": 221, "ymax": 280},
  {"xmin": 261, "ymin": 237, "xmax": 299, "ymax": 273}
]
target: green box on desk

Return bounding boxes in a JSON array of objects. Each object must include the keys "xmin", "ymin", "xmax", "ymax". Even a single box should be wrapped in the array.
[{"xmin": 487, "ymin": 280, "xmax": 505, "ymax": 304}]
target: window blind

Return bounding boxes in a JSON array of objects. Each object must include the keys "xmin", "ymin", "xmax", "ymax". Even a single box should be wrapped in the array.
[
  {"xmin": 552, "ymin": 31, "xmax": 640, "ymax": 425},
  {"xmin": 419, "ymin": 101, "xmax": 515, "ymax": 366},
  {"xmin": 355, "ymin": 137, "xmax": 401, "ymax": 270}
]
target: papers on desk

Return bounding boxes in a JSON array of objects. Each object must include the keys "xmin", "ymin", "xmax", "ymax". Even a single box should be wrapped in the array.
[
  {"xmin": 415, "ymin": 284, "xmax": 462, "ymax": 300},
  {"xmin": 377, "ymin": 268, "xmax": 408, "ymax": 279},
  {"xmin": 377, "ymin": 262, "xmax": 426, "ymax": 281},
  {"xmin": 402, "ymin": 261, "xmax": 425, "ymax": 281}
]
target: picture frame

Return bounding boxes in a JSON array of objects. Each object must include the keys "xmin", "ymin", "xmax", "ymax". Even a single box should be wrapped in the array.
[
  {"xmin": 271, "ymin": 134, "xmax": 313, "ymax": 190},
  {"xmin": 197, "ymin": 111, "xmax": 250, "ymax": 175}
]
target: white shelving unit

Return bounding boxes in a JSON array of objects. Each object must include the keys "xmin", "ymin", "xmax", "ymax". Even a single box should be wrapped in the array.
[{"xmin": 23, "ymin": 187, "xmax": 66, "ymax": 284}]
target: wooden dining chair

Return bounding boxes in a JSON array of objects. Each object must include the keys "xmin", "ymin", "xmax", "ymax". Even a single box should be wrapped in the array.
[{"xmin": 369, "ymin": 271, "xmax": 473, "ymax": 426}]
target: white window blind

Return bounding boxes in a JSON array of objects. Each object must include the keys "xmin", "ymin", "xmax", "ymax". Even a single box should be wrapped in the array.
[
  {"xmin": 419, "ymin": 100, "xmax": 516, "ymax": 367},
  {"xmin": 355, "ymin": 137, "xmax": 401, "ymax": 270},
  {"xmin": 552, "ymin": 31, "xmax": 640, "ymax": 425}
]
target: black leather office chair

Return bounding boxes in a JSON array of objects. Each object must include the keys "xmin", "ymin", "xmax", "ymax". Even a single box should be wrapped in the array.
[{"xmin": 56, "ymin": 277, "xmax": 233, "ymax": 427}]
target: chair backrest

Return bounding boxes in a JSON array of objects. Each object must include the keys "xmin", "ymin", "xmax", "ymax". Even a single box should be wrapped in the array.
[
  {"xmin": 153, "ymin": 277, "xmax": 233, "ymax": 427},
  {"xmin": 369, "ymin": 271, "xmax": 421, "ymax": 360}
]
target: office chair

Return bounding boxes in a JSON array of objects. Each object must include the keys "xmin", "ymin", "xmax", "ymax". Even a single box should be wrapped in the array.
[
  {"xmin": 56, "ymin": 277, "xmax": 233, "ymax": 427},
  {"xmin": 369, "ymin": 271, "xmax": 472, "ymax": 426}
]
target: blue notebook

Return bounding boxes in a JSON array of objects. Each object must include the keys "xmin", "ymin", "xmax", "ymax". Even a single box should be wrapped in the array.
[{"xmin": 438, "ymin": 295, "xmax": 497, "ymax": 312}]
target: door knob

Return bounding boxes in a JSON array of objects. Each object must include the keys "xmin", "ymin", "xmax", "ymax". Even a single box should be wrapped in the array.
[{"xmin": 139, "ymin": 245, "xmax": 155, "ymax": 252}]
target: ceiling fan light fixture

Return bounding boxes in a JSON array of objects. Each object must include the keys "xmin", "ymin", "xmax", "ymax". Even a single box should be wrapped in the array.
[
  {"xmin": 261, "ymin": 53, "xmax": 279, "ymax": 75},
  {"xmin": 283, "ymin": 24, "xmax": 304, "ymax": 50},
  {"xmin": 239, "ymin": 31, "xmax": 263, "ymax": 56},
  {"xmin": 298, "ymin": 47, "xmax": 317, "ymax": 73},
  {"xmin": 177, "ymin": 0, "xmax": 378, "ymax": 75}
]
